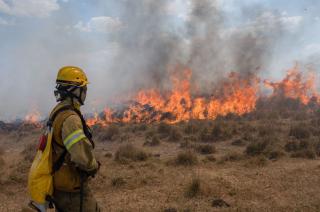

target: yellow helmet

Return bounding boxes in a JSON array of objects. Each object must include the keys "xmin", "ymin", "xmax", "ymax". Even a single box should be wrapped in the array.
[{"xmin": 56, "ymin": 66, "xmax": 89, "ymax": 87}]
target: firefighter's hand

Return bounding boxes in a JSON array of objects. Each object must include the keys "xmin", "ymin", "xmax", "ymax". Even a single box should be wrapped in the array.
[{"xmin": 85, "ymin": 161, "xmax": 101, "ymax": 177}]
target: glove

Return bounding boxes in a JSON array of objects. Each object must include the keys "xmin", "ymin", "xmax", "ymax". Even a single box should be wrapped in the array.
[{"xmin": 83, "ymin": 161, "xmax": 101, "ymax": 177}]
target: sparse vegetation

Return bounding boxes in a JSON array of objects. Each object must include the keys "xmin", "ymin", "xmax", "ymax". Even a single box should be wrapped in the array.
[
  {"xmin": 144, "ymin": 135, "xmax": 161, "ymax": 146},
  {"xmin": 111, "ymin": 177, "xmax": 126, "ymax": 187},
  {"xmin": 21, "ymin": 143, "xmax": 36, "ymax": 162},
  {"xmin": 185, "ymin": 178, "xmax": 201, "ymax": 198},
  {"xmin": 245, "ymin": 140, "xmax": 270, "ymax": 156},
  {"xmin": 175, "ymin": 151, "xmax": 198, "ymax": 166},
  {"xmin": 195, "ymin": 144, "xmax": 216, "ymax": 155},
  {"xmin": 231, "ymin": 139, "xmax": 245, "ymax": 146},
  {"xmin": 115, "ymin": 144, "xmax": 149, "ymax": 163},
  {"xmin": 158, "ymin": 122, "xmax": 172, "ymax": 137},
  {"xmin": 4, "ymin": 102, "xmax": 320, "ymax": 211},
  {"xmin": 220, "ymin": 152, "xmax": 243, "ymax": 162},
  {"xmin": 289, "ymin": 125, "xmax": 311, "ymax": 139},
  {"xmin": 101, "ymin": 124, "xmax": 120, "ymax": 141},
  {"xmin": 168, "ymin": 127, "xmax": 182, "ymax": 142},
  {"xmin": 291, "ymin": 149, "xmax": 316, "ymax": 159}
]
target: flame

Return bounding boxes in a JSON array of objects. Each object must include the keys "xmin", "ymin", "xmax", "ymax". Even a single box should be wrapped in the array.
[
  {"xmin": 24, "ymin": 110, "xmax": 42, "ymax": 127},
  {"xmin": 87, "ymin": 68, "xmax": 260, "ymax": 126},
  {"xmin": 264, "ymin": 66, "xmax": 319, "ymax": 105}
]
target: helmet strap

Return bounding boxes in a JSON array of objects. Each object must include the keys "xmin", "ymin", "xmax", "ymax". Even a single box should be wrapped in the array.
[{"xmin": 55, "ymin": 85, "xmax": 84, "ymax": 105}]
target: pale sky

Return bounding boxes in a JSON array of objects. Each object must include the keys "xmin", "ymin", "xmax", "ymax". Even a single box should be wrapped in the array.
[{"xmin": 0, "ymin": 0, "xmax": 319, "ymax": 120}]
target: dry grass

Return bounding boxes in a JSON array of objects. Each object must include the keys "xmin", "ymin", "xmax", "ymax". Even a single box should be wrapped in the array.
[
  {"xmin": 115, "ymin": 144, "xmax": 149, "ymax": 163},
  {"xmin": 4, "ymin": 107, "xmax": 320, "ymax": 211},
  {"xmin": 111, "ymin": 177, "xmax": 126, "ymax": 187},
  {"xmin": 194, "ymin": 144, "xmax": 216, "ymax": 155},
  {"xmin": 100, "ymin": 124, "xmax": 120, "ymax": 141},
  {"xmin": 289, "ymin": 124, "xmax": 311, "ymax": 139},
  {"xmin": 174, "ymin": 151, "xmax": 198, "ymax": 166},
  {"xmin": 184, "ymin": 178, "xmax": 201, "ymax": 198},
  {"xmin": 144, "ymin": 135, "xmax": 161, "ymax": 146},
  {"xmin": 21, "ymin": 143, "xmax": 36, "ymax": 162},
  {"xmin": 220, "ymin": 152, "xmax": 243, "ymax": 163},
  {"xmin": 168, "ymin": 127, "xmax": 182, "ymax": 142}
]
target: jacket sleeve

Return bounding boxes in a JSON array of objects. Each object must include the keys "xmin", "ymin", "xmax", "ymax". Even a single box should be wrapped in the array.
[{"xmin": 61, "ymin": 114, "xmax": 98, "ymax": 172}]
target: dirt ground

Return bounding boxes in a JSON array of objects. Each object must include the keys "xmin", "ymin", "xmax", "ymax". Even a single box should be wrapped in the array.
[{"xmin": 1, "ymin": 114, "xmax": 320, "ymax": 211}]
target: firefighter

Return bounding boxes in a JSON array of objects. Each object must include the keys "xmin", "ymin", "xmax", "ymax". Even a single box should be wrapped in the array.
[{"xmin": 50, "ymin": 66, "xmax": 100, "ymax": 211}]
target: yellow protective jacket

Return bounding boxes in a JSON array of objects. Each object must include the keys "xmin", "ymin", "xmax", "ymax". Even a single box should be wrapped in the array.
[{"xmin": 50, "ymin": 99, "xmax": 98, "ymax": 192}]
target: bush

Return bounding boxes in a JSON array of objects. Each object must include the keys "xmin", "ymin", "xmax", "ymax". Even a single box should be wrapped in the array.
[
  {"xmin": 211, "ymin": 123, "xmax": 233, "ymax": 141},
  {"xmin": 245, "ymin": 155, "xmax": 268, "ymax": 167},
  {"xmin": 220, "ymin": 152, "xmax": 243, "ymax": 162},
  {"xmin": 245, "ymin": 140, "xmax": 269, "ymax": 156},
  {"xmin": 231, "ymin": 139, "xmax": 245, "ymax": 146},
  {"xmin": 158, "ymin": 122, "xmax": 172, "ymax": 137},
  {"xmin": 285, "ymin": 140, "xmax": 299, "ymax": 152},
  {"xmin": 289, "ymin": 125, "xmax": 310, "ymax": 140},
  {"xmin": 22, "ymin": 143, "xmax": 37, "ymax": 162},
  {"xmin": 258, "ymin": 124, "xmax": 276, "ymax": 137},
  {"xmin": 111, "ymin": 177, "xmax": 126, "ymax": 187},
  {"xmin": 144, "ymin": 135, "xmax": 160, "ymax": 146},
  {"xmin": 291, "ymin": 149, "xmax": 316, "ymax": 159},
  {"xmin": 199, "ymin": 127, "xmax": 212, "ymax": 142},
  {"xmin": 268, "ymin": 150, "xmax": 285, "ymax": 160},
  {"xmin": 184, "ymin": 122, "xmax": 199, "ymax": 135},
  {"xmin": 205, "ymin": 155, "xmax": 216, "ymax": 162},
  {"xmin": 101, "ymin": 125, "xmax": 120, "ymax": 141},
  {"xmin": 185, "ymin": 178, "xmax": 201, "ymax": 198},
  {"xmin": 175, "ymin": 151, "xmax": 198, "ymax": 166},
  {"xmin": 195, "ymin": 144, "xmax": 216, "ymax": 155},
  {"xmin": 145, "ymin": 130, "xmax": 156, "ymax": 139},
  {"xmin": 168, "ymin": 127, "xmax": 182, "ymax": 142},
  {"xmin": 115, "ymin": 144, "xmax": 148, "ymax": 163}
]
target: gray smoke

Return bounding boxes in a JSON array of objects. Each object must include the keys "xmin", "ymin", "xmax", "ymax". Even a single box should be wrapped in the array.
[
  {"xmin": 0, "ymin": 0, "xmax": 305, "ymax": 120},
  {"xmin": 109, "ymin": 0, "xmax": 285, "ymax": 96}
]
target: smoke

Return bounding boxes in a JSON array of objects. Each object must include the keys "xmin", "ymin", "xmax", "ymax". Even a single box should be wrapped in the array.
[
  {"xmin": 108, "ymin": 0, "xmax": 184, "ymax": 94},
  {"xmin": 109, "ymin": 0, "xmax": 286, "ymax": 96},
  {"xmin": 0, "ymin": 0, "xmax": 307, "ymax": 120}
]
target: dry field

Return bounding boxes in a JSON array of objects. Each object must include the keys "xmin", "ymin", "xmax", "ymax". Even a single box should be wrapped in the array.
[{"xmin": 1, "ymin": 104, "xmax": 320, "ymax": 211}]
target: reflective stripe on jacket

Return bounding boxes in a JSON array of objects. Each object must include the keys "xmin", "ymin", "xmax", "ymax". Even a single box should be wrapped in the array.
[{"xmin": 50, "ymin": 99, "xmax": 98, "ymax": 192}]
